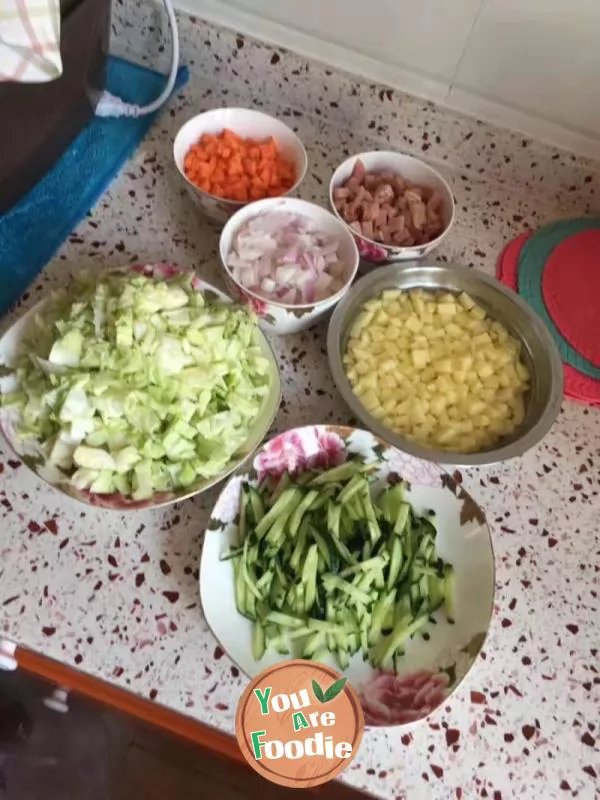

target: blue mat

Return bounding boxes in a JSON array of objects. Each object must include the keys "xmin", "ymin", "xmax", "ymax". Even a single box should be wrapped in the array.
[{"xmin": 0, "ymin": 56, "xmax": 189, "ymax": 315}]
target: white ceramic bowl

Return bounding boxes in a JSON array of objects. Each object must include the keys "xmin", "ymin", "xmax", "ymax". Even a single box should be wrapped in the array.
[
  {"xmin": 219, "ymin": 197, "xmax": 360, "ymax": 335},
  {"xmin": 173, "ymin": 108, "xmax": 308, "ymax": 224},
  {"xmin": 200, "ymin": 424, "xmax": 494, "ymax": 729},
  {"xmin": 329, "ymin": 151, "xmax": 455, "ymax": 266}
]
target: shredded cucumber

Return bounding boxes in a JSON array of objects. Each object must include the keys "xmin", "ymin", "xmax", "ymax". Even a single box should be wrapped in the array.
[
  {"xmin": 224, "ymin": 458, "xmax": 456, "ymax": 670},
  {"xmin": 1, "ymin": 271, "xmax": 273, "ymax": 499}
]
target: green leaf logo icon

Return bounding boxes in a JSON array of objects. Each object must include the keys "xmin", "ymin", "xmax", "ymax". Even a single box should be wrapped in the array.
[
  {"xmin": 311, "ymin": 679, "xmax": 325, "ymax": 703},
  {"xmin": 323, "ymin": 677, "xmax": 347, "ymax": 702},
  {"xmin": 312, "ymin": 677, "xmax": 347, "ymax": 703}
]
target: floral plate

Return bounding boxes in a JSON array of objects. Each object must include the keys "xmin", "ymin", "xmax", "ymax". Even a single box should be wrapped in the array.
[
  {"xmin": 200, "ymin": 425, "xmax": 494, "ymax": 728},
  {"xmin": 0, "ymin": 264, "xmax": 282, "ymax": 511}
]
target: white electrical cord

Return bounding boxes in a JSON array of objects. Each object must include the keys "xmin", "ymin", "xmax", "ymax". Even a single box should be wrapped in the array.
[{"xmin": 95, "ymin": 0, "xmax": 180, "ymax": 118}]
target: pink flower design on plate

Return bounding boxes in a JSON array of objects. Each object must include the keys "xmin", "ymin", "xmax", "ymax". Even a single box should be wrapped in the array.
[
  {"xmin": 238, "ymin": 289, "xmax": 268, "ymax": 316},
  {"xmin": 359, "ymin": 669, "xmax": 449, "ymax": 726},
  {"xmin": 254, "ymin": 431, "xmax": 308, "ymax": 480},
  {"xmin": 129, "ymin": 263, "xmax": 204, "ymax": 291},
  {"xmin": 355, "ymin": 236, "xmax": 389, "ymax": 263},
  {"xmin": 307, "ymin": 429, "xmax": 346, "ymax": 471},
  {"xmin": 77, "ymin": 489, "xmax": 175, "ymax": 510}
]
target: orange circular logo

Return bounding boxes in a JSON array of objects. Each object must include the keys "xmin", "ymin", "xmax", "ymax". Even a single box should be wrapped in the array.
[{"xmin": 235, "ymin": 659, "xmax": 364, "ymax": 788}]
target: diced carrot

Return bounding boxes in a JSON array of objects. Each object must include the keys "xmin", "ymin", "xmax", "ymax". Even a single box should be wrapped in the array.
[{"xmin": 183, "ymin": 128, "xmax": 297, "ymax": 201}]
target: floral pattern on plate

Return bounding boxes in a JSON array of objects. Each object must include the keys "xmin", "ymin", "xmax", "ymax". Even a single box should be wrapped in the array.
[
  {"xmin": 200, "ymin": 424, "xmax": 495, "ymax": 728},
  {"xmin": 254, "ymin": 427, "xmax": 346, "ymax": 480},
  {"xmin": 360, "ymin": 669, "xmax": 450, "ymax": 726}
]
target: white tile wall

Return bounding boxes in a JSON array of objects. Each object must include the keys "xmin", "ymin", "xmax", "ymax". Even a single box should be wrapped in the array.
[
  {"xmin": 453, "ymin": 0, "xmax": 600, "ymax": 138},
  {"xmin": 224, "ymin": 0, "xmax": 483, "ymax": 83},
  {"xmin": 175, "ymin": 0, "xmax": 600, "ymax": 157}
]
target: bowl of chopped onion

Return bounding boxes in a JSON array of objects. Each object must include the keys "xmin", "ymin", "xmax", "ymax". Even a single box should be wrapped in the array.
[
  {"xmin": 219, "ymin": 197, "xmax": 360, "ymax": 335},
  {"xmin": 329, "ymin": 151, "xmax": 455, "ymax": 266},
  {"xmin": 327, "ymin": 263, "xmax": 563, "ymax": 467}
]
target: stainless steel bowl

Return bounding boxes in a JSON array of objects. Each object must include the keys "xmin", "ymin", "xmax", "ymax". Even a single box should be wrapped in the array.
[{"xmin": 327, "ymin": 263, "xmax": 563, "ymax": 467}]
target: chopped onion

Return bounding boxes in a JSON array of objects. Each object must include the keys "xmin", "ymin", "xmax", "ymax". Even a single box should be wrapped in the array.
[{"xmin": 227, "ymin": 211, "xmax": 346, "ymax": 305}]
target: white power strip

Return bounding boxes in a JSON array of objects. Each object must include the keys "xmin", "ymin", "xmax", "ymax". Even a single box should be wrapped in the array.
[{"xmin": 95, "ymin": 0, "xmax": 180, "ymax": 118}]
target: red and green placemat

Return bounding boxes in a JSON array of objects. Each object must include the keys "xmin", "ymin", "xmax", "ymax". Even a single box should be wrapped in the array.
[
  {"xmin": 496, "ymin": 221, "xmax": 600, "ymax": 405},
  {"xmin": 541, "ymin": 229, "xmax": 600, "ymax": 368}
]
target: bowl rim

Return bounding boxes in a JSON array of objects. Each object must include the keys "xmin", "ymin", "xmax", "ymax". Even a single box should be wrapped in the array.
[
  {"xmin": 327, "ymin": 262, "xmax": 564, "ymax": 467},
  {"xmin": 173, "ymin": 107, "xmax": 308, "ymax": 206},
  {"xmin": 328, "ymin": 150, "xmax": 456, "ymax": 252},
  {"xmin": 219, "ymin": 196, "xmax": 360, "ymax": 311}
]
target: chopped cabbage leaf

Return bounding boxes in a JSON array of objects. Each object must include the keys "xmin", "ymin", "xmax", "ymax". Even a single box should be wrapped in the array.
[{"xmin": 1, "ymin": 271, "xmax": 273, "ymax": 499}]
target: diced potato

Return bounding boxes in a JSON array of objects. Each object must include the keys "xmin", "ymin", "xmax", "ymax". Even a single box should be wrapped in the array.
[
  {"xmin": 360, "ymin": 374, "xmax": 378, "ymax": 390},
  {"xmin": 430, "ymin": 396, "xmax": 447, "ymax": 416},
  {"xmin": 410, "ymin": 295, "xmax": 426, "ymax": 316},
  {"xmin": 369, "ymin": 327, "xmax": 386, "ymax": 343},
  {"xmin": 344, "ymin": 287, "xmax": 530, "ymax": 454},
  {"xmin": 477, "ymin": 363, "xmax": 495, "ymax": 379},
  {"xmin": 516, "ymin": 362, "xmax": 530, "ymax": 382},
  {"xmin": 370, "ymin": 406, "xmax": 387, "ymax": 420},
  {"xmin": 412, "ymin": 349, "xmax": 430, "ymax": 368},
  {"xmin": 458, "ymin": 291, "xmax": 475, "ymax": 310},
  {"xmin": 434, "ymin": 358, "xmax": 453, "ymax": 374},
  {"xmin": 445, "ymin": 322, "xmax": 463, "ymax": 338},
  {"xmin": 473, "ymin": 332, "xmax": 492, "ymax": 348},
  {"xmin": 470, "ymin": 305, "xmax": 487, "ymax": 321},
  {"xmin": 379, "ymin": 374, "xmax": 397, "ymax": 390},
  {"xmin": 437, "ymin": 303, "xmax": 457, "ymax": 318},
  {"xmin": 455, "ymin": 355, "xmax": 473, "ymax": 372},
  {"xmin": 361, "ymin": 389, "xmax": 380, "ymax": 410},
  {"xmin": 405, "ymin": 315, "xmax": 424, "ymax": 333},
  {"xmin": 456, "ymin": 384, "xmax": 469, "ymax": 402},
  {"xmin": 511, "ymin": 397, "xmax": 526, "ymax": 425}
]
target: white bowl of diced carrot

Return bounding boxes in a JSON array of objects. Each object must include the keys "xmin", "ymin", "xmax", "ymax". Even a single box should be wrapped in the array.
[
  {"xmin": 329, "ymin": 151, "xmax": 455, "ymax": 266},
  {"xmin": 173, "ymin": 108, "xmax": 308, "ymax": 224}
]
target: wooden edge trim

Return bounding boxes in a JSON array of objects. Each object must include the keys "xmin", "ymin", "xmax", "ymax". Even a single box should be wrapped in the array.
[{"xmin": 15, "ymin": 647, "xmax": 369, "ymax": 798}]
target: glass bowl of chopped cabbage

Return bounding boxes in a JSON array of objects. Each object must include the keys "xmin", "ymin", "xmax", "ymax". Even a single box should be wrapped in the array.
[
  {"xmin": 0, "ymin": 264, "xmax": 281, "ymax": 509},
  {"xmin": 327, "ymin": 263, "xmax": 563, "ymax": 467}
]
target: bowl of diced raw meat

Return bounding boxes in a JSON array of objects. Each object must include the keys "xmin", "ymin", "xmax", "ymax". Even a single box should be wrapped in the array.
[{"xmin": 329, "ymin": 151, "xmax": 455, "ymax": 266}]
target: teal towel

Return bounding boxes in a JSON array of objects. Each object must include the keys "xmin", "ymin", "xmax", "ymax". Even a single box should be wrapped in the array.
[{"xmin": 0, "ymin": 56, "xmax": 189, "ymax": 315}]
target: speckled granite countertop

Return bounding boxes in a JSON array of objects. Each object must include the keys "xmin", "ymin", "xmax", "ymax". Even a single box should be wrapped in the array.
[{"xmin": 1, "ymin": 5, "xmax": 599, "ymax": 799}]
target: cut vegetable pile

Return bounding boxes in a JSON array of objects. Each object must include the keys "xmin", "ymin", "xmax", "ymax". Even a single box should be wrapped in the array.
[
  {"xmin": 344, "ymin": 288, "xmax": 530, "ymax": 453},
  {"xmin": 223, "ymin": 458, "xmax": 455, "ymax": 670},
  {"xmin": 0, "ymin": 270, "xmax": 273, "ymax": 499},
  {"xmin": 227, "ymin": 211, "xmax": 347, "ymax": 305},
  {"xmin": 332, "ymin": 159, "xmax": 445, "ymax": 247},
  {"xmin": 184, "ymin": 128, "xmax": 297, "ymax": 202}
]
